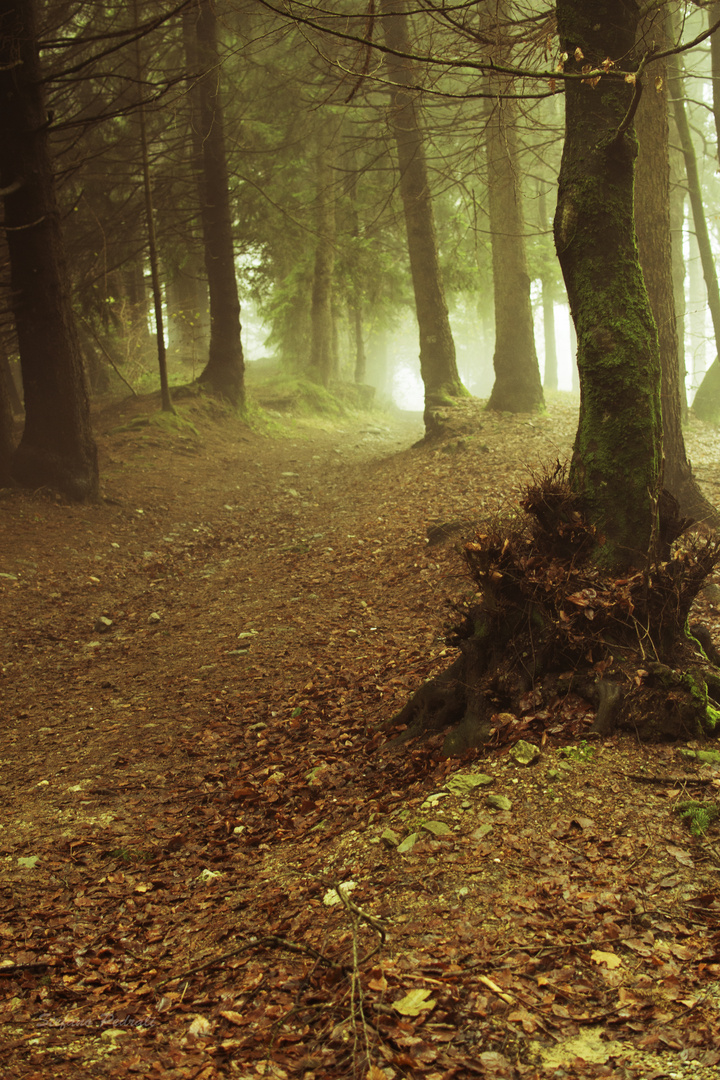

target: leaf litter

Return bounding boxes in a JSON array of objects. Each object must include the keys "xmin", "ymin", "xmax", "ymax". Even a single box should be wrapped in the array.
[{"xmin": 1, "ymin": 394, "xmax": 720, "ymax": 1077}]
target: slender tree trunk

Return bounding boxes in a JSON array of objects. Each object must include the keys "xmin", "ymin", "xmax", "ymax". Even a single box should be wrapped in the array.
[
  {"xmin": 541, "ymin": 280, "xmax": 558, "ymax": 391},
  {"xmin": 555, "ymin": 0, "xmax": 661, "ymax": 569},
  {"xmin": 669, "ymin": 45, "xmax": 720, "ymax": 421},
  {"xmin": 347, "ymin": 150, "xmax": 367, "ymax": 385},
  {"xmin": 687, "ymin": 233, "xmax": 707, "ymax": 387},
  {"xmin": 635, "ymin": 19, "xmax": 716, "ymax": 524},
  {"xmin": 352, "ymin": 303, "xmax": 367, "ymax": 384},
  {"xmin": 188, "ymin": 0, "xmax": 244, "ymax": 406},
  {"xmin": 537, "ymin": 187, "xmax": 558, "ymax": 392},
  {"xmin": 380, "ymin": 0, "xmax": 466, "ymax": 425},
  {"xmin": 134, "ymin": 0, "xmax": 172, "ymax": 413},
  {"xmin": 669, "ymin": 149, "xmax": 687, "ymax": 416},
  {"xmin": 712, "ymin": 0, "xmax": 720, "ymax": 165},
  {"xmin": 308, "ymin": 129, "xmax": 336, "ymax": 386},
  {"xmin": 484, "ymin": 6, "xmax": 543, "ymax": 414},
  {"xmin": 0, "ymin": 0, "xmax": 98, "ymax": 500},
  {"xmin": 0, "ymin": 342, "xmax": 15, "ymax": 484}
]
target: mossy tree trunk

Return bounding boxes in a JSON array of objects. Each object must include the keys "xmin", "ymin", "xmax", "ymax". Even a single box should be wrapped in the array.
[
  {"xmin": 380, "ymin": 0, "xmax": 467, "ymax": 424},
  {"xmin": 0, "ymin": 0, "xmax": 98, "ymax": 501},
  {"xmin": 554, "ymin": 0, "xmax": 662, "ymax": 570}
]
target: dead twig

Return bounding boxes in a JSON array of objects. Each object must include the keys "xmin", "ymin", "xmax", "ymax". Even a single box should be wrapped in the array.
[{"xmin": 153, "ymin": 934, "xmax": 342, "ymax": 989}]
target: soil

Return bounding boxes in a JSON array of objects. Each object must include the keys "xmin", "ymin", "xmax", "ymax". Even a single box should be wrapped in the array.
[{"xmin": 3, "ymin": 388, "xmax": 720, "ymax": 1079}]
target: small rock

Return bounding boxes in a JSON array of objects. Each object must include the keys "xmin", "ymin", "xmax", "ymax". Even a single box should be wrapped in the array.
[
  {"xmin": 397, "ymin": 832, "xmax": 419, "ymax": 854},
  {"xmin": 95, "ymin": 616, "xmax": 113, "ymax": 632},
  {"xmin": 487, "ymin": 794, "xmax": 512, "ymax": 812},
  {"xmin": 445, "ymin": 773, "xmax": 493, "ymax": 795},
  {"xmin": 148, "ymin": 612, "xmax": 161, "ymax": 624},
  {"xmin": 380, "ymin": 828, "xmax": 401, "ymax": 848},
  {"xmin": 509, "ymin": 739, "xmax": 540, "ymax": 766},
  {"xmin": 471, "ymin": 823, "xmax": 493, "ymax": 840},
  {"xmin": 422, "ymin": 820, "xmax": 453, "ymax": 837}
]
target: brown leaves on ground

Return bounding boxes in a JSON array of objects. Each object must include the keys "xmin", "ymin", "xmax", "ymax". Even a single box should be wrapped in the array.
[{"xmin": 2, "ymin": 394, "xmax": 720, "ymax": 1078}]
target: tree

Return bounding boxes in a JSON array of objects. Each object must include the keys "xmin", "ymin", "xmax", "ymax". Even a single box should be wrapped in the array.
[
  {"xmin": 635, "ymin": 10, "xmax": 717, "ymax": 524},
  {"xmin": 186, "ymin": 0, "xmax": 244, "ymax": 406},
  {"xmin": 0, "ymin": 0, "xmax": 98, "ymax": 500},
  {"xmin": 555, "ymin": 1, "xmax": 661, "ymax": 568},
  {"xmin": 0, "ymin": 338, "xmax": 15, "ymax": 484},
  {"xmin": 379, "ymin": 0, "xmax": 467, "ymax": 426},
  {"xmin": 134, "ymin": 0, "xmax": 173, "ymax": 412},
  {"xmin": 678, "ymin": 6, "xmax": 720, "ymax": 422},
  {"xmin": 484, "ymin": 6, "xmax": 544, "ymax": 414},
  {"xmin": 308, "ymin": 122, "xmax": 338, "ymax": 386}
]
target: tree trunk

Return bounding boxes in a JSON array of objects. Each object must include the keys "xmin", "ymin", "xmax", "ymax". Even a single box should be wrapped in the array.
[
  {"xmin": 0, "ymin": 342, "xmax": 16, "ymax": 484},
  {"xmin": 0, "ymin": 0, "xmax": 98, "ymax": 501},
  {"xmin": 713, "ymin": 0, "xmax": 720, "ymax": 167},
  {"xmin": 669, "ymin": 43, "xmax": 720, "ymax": 422},
  {"xmin": 554, "ymin": 0, "xmax": 661, "ymax": 569},
  {"xmin": 669, "ymin": 146, "xmax": 687, "ymax": 417},
  {"xmin": 635, "ymin": 18, "xmax": 717, "ymax": 524},
  {"xmin": 308, "ymin": 130, "xmax": 336, "ymax": 387},
  {"xmin": 541, "ymin": 275, "xmax": 558, "ymax": 392},
  {"xmin": 134, "ymin": 0, "xmax": 172, "ymax": 413},
  {"xmin": 352, "ymin": 302, "xmax": 367, "ymax": 384},
  {"xmin": 188, "ymin": 0, "xmax": 244, "ymax": 406},
  {"xmin": 539, "ymin": 159, "xmax": 558, "ymax": 394},
  {"xmin": 485, "ymin": 10, "xmax": 544, "ymax": 414},
  {"xmin": 347, "ymin": 150, "xmax": 367, "ymax": 385},
  {"xmin": 379, "ymin": 0, "xmax": 467, "ymax": 425}
]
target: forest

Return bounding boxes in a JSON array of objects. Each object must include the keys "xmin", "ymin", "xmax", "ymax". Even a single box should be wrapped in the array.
[{"xmin": 5, "ymin": 1, "xmax": 720, "ymax": 1077}]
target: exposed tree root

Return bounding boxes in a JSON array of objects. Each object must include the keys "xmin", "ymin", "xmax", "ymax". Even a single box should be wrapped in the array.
[{"xmin": 387, "ymin": 465, "xmax": 720, "ymax": 755}]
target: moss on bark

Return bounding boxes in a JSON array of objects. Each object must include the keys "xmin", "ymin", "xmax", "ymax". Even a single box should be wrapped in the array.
[{"xmin": 554, "ymin": 0, "xmax": 662, "ymax": 570}]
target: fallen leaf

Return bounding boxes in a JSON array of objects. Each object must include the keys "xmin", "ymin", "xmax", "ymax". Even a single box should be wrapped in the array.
[
  {"xmin": 393, "ymin": 988, "xmax": 437, "ymax": 1016},
  {"xmin": 219, "ymin": 1010, "xmax": 245, "ymax": 1026},
  {"xmin": 666, "ymin": 844, "xmax": 694, "ymax": 867},
  {"xmin": 591, "ymin": 950, "xmax": 622, "ymax": 969}
]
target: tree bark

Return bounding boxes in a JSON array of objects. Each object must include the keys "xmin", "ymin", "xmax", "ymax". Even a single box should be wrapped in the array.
[
  {"xmin": 0, "ymin": 0, "xmax": 98, "ymax": 500},
  {"xmin": 713, "ymin": 1, "xmax": 720, "ymax": 167},
  {"xmin": 134, "ymin": 0, "xmax": 172, "ymax": 413},
  {"xmin": 554, "ymin": 0, "xmax": 661, "ymax": 569},
  {"xmin": 379, "ymin": 0, "xmax": 467, "ymax": 424},
  {"xmin": 485, "ymin": 6, "xmax": 543, "ymax": 414},
  {"xmin": 635, "ymin": 16, "xmax": 717, "ymax": 524},
  {"xmin": 188, "ymin": 0, "xmax": 244, "ymax": 406},
  {"xmin": 541, "ymin": 280, "xmax": 558, "ymax": 392},
  {"xmin": 669, "ymin": 41, "xmax": 720, "ymax": 422},
  {"xmin": 308, "ymin": 129, "xmax": 336, "ymax": 387},
  {"xmin": 669, "ymin": 144, "xmax": 687, "ymax": 417},
  {"xmin": 0, "ymin": 341, "xmax": 16, "ymax": 484}
]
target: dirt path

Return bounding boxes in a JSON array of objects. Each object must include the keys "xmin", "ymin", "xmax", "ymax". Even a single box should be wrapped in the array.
[{"xmin": 3, "ymin": 394, "xmax": 720, "ymax": 1078}]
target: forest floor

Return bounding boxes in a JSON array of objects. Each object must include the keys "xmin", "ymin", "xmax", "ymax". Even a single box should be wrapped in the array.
[{"xmin": 4, "ymin": 386, "xmax": 720, "ymax": 1079}]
